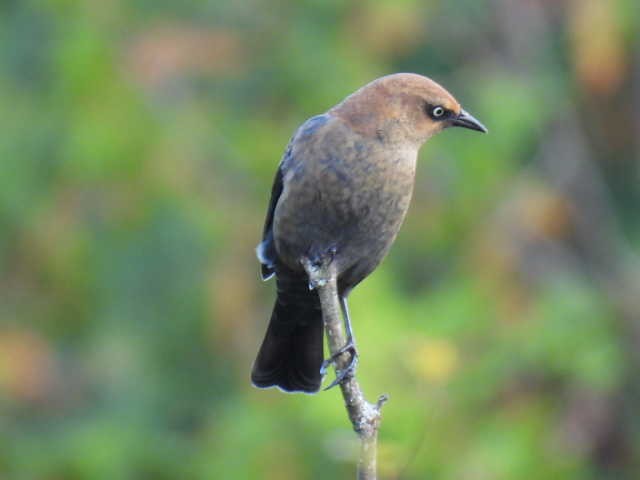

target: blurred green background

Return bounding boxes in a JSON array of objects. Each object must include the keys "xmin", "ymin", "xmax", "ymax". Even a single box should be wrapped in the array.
[{"xmin": 1, "ymin": 0, "xmax": 640, "ymax": 478}]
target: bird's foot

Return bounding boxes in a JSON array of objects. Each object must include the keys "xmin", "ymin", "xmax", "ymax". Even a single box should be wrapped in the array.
[
  {"xmin": 320, "ymin": 341, "xmax": 359, "ymax": 390},
  {"xmin": 301, "ymin": 246, "xmax": 337, "ymax": 290}
]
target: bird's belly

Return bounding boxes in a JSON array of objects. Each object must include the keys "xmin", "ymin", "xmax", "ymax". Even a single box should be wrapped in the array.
[{"xmin": 336, "ymin": 186, "xmax": 412, "ymax": 282}]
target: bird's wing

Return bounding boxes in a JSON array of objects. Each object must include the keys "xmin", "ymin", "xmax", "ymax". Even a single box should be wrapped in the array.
[
  {"xmin": 256, "ymin": 114, "xmax": 331, "ymax": 280},
  {"xmin": 256, "ymin": 157, "xmax": 285, "ymax": 280}
]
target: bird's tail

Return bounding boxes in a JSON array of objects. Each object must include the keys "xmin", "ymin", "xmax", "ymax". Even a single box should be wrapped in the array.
[{"xmin": 251, "ymin": 273, "xmax": 323, "ymax": 393}]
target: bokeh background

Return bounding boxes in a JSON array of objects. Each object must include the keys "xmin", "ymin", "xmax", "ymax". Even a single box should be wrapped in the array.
[{"xmin": 1, "ymin": 1, "xmax": 640, "ymax": 478}]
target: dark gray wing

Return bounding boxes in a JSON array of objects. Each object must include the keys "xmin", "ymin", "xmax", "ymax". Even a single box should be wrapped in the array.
[
  {"xmin": 256, "ymin": 151, "xmax": 286, "ymax": 280},
  {"xmin": 256, "ymin": 115, "xmax": 330, "ymax": 280}
]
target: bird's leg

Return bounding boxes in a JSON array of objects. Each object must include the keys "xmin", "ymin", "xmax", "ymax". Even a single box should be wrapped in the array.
[{"xmin": 320, "ymin": 295, "xmax": 359, "ymax": 390}]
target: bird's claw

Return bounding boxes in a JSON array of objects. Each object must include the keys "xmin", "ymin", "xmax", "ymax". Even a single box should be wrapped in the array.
[{"xmin": 320, "ymin": 342, "xmax": 359, "ymax": 390}]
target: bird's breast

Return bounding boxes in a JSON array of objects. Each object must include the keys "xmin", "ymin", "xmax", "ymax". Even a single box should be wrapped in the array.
[{"xmin": 337, "ymin": 145, "xmax": 417, "ymax": 221}]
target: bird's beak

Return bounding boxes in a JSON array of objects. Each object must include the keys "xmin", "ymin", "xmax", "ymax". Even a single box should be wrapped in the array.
[{"xmin": 452, "ymin": 109, "xmax": 488, "ymax": 133}]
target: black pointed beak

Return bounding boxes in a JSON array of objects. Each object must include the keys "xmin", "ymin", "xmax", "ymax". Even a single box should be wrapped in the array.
[{"xmin": 452, "ymin": 109, "xmax": 488, "ymax": 133}]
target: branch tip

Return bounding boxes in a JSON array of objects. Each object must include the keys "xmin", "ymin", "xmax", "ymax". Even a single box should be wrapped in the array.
[{"xmin": 376, "ymin": 394, "xmax": 389, "ymax": 410}]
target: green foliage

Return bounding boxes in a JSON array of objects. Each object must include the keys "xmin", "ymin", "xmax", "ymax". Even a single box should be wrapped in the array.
[{"xmin": 1, "ymin": 1, "xmax": 639, "ymax": 479}]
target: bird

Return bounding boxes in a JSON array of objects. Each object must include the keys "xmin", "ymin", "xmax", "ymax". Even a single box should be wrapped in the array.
[{"xmin": 251, "ymin": 73, "xmax": 487, "ymax": 393}]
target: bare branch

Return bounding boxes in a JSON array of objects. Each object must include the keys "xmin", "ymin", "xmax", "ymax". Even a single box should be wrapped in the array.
[{"xmin": 303, "ymin": 258, "xmax": 387, "ymax": 480}]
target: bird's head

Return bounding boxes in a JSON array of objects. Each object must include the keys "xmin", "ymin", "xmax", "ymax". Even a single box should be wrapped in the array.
[{"xmin": 331, "ymin": 73, "xmax": 487, "ymax": 146}]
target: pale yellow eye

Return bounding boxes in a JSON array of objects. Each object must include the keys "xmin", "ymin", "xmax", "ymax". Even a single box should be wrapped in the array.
[{"xmin": 432, "ymin": 106, "xmax": 445, "ymax": 118}]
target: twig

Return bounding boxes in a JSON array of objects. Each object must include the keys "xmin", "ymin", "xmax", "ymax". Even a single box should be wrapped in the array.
[{"xmin": 302, "ymin": 258, "xmax": 388, "ymax": 480}]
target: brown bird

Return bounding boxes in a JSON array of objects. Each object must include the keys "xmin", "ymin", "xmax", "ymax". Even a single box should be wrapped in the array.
[{"xmin": 252, "ymin": 73, "xmax": 487, "ymax": 393}]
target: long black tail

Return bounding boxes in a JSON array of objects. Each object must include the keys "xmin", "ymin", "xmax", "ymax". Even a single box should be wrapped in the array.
[{"xmin": 251, "ymin": 271, "xmax": 323, "ymax": 393}]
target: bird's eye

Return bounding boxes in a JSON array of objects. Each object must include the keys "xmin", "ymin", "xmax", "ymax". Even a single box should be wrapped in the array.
[{"xmin": 431, "ymin": 106, "xmax": 445, "ymax": 118}]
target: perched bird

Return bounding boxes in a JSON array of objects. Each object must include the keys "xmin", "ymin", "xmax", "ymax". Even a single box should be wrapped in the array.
[{"xmin": 252, "ymin": 73, "xmax": 487, "ymax": 393}]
